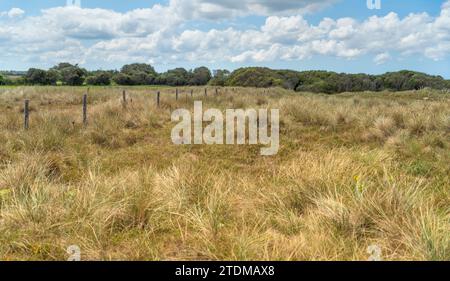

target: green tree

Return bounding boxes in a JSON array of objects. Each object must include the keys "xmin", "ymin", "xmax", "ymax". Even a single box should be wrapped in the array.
[
  {"xmin": 121, "ymin": 63, "xmax": 157, "ymax": 76},
  {"xmin": 25, "ymin": 68, "xmax": 48, "ymax": 85},
  {"xmin": 113, "ymin": 73, "xmax": 132, "ymax": 85},
  {"xmin": 118, "ymin": 63, "xmax": 157, "ymax": 85},
  {"xmin": 129, "ymin": 72, "xmax": 154, "ymax": 85},
  {"xmin": 61, "ymin": 66, "xmax": 87, "ymax": 86},
  {"xmin": 61, "ymin": 67, "xmax": 85, "ymax": 86},
  {"xmin": 52, "ymin": 62, "xmax": 76, "ymax": 71},
  {"xmin": 209, "ymin": 69, "xmax": 230, "ymax": 86},
  {"xmin": 45, "ymin": 69, "xmax": 59, "ymax": 85},
  {"xmin": 157, "ymin": 68, "xmax": 190, "ymax": 86},
  {"xmin": 226, "ymin": 67, "xmax": 285, "ymax": 88},
  {"xmin": 24, "ymin": 68, "xmax": 57, "ymax": 85},
  {"xmin": 50, "ymin": 63, "xmax": 87, "ymax": 86},
  {"xmin": 86, "ymin": 71, "xmax": 112, "ymax": 86},
  {"xmin": 189, "ymin": 67, "xmax": 212, "ymax": 85}
]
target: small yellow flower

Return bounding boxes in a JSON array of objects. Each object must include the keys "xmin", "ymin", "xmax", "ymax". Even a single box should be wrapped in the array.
[
  {"xmin": 354, "ymin": 175, "xmax": 365, "ymax": 196},
  {"xmin": 0, "ymin": 189, "xmax": 11, "ymax": 198}
]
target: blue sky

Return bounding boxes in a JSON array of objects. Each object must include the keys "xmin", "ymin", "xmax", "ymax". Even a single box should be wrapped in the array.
[{"xmin": 1, "ymin": 0, "xmax": 449, "ymax": 78}]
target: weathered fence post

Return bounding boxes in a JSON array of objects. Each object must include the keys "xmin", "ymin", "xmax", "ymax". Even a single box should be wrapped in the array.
[
  {"xmin": 191, "ymin": 89, "xmax": 193, "ymax": 97},
  {"xmin": 122, "ymin": 90, "xmax": 127, "ymax": 108},
  {"xmin": 205, "ymin": 88, "xmax": 207, "ymax": 97},
  {"xmin": 83, "ymin": 94, "xmax": 88, "ymax": 126},
  {"xmin": 215, "ymin": 88, "xmax": 218, "ymax": 96},
  {"xmin": 24, "ymin": 100, "xmax": 29, "ymax": 130},
  {"xmin": 176, "ymin": 88, "xmax": 179, "ymax": 100},
  {"xmin": 157, "ymin": 91, "xmax": 160, "ymax": 107}
]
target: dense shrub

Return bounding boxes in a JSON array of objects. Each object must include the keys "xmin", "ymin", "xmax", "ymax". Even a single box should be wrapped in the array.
[
  {"xmin": 24, "ymin": 68, "xmax": 58, "ymax": 85},
  {"xmin": 157, "ymin": 68, "xmax": 191, "ymax": 86},
  {"xmin": 86, "ymin": 71, "xmax": 112, "ymax": 86},
  {"xmin": 189, "ymin": 67, "xmax": 212, "ymax": 85},
  {"xmin": 209, "ymin": 69, "xmax": 230, "ymax": 86},
  {"xmin": 226, "ymin": 67, "xmax": 285, "ymax": 88},
  {"xmin": 112, "ymin": 73, "xmax": 132, "ymax": 86},
  {"xmin": 9, "ymin": 63, "xmax": 450, "ymax": 93},
  {"xmin": 113, "ymin": 73, "xmax": 154, "ymax": 86},
  {"xmin": 0, "ymin": 74, "xmax": 6, "ymax": 85},
  {"xmin": 226, "ymin": 67, "xmax": 450, "ymax": 93},
  {"xmin": 50, "ymin": 63, "xmax": 87, "ymax": 86},
  {"xmin": 121, "ymin": 63, "xmax": 157, "ymax": 77},
  {"xmin": 113, "ymin": 63, "xmax": 157, "ymax": 85}
]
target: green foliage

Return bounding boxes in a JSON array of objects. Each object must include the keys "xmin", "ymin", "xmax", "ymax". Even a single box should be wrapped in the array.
[
  {"xmin": 130, "ymin": 71, "xmax": 154, "ymax": 85},
  {"xmin": 0, "ymin": 74, "xmax": 5, "ymax": 85},
  {"xmin": 112, "ymin": 73, "xmax": 132, "ymax": 85},
  {"xmin": 407, "ymin": 160, "xmax": 432, "ymax": 176},
  {"xmin": 25, "ymin": 68, "xmax": 58, "ymax": 85},
  {"xmin": 25, "ymin": 68, "xmax": 46, "ymax": 85},
  {"xmin": 113, "ymin": 72, "xmax": 154, "ymax": 86},
  {"xmin": 189, "ymin": 67, "xmax": 212, "ymax": 85},
  {"xmin": 209, "ymin": 69, "xmax": 230, "ymax": 86},
  {"xmin": 113, "ymin": 63, "xmax": 156, "ymax": 85},
  {"xmin": 225, "ymin": 67, "xmax": 450, "ymax": 93},
  {"xmin": 49, "ymin": 63, "xmax": 87, "ymax": 86},
  {"xmin": 156, "ymin": 68, "xmax": 190, "ymax": 86},
  {"xmin": 226, "ymin": 67, "xmax": 285, "ymax": 88},
  {"xmin": 225, "ymin": 67, "xmax": 302, "ymax": 90},
  {"xmin": 121, "ymin": 63, "xmax": 157, "ymax": 76},
  {"xmin": 46, "ymin": 70, "xmax": 59, "ymax": 85},
  {"xmin": 8, "ymin": 64, "xmax": 450, "ymax": 92},
  {"xmin": 51, "ymin": 62, "xmax": 76, "ymax": 71},
  {"xmin": 276, "ymin": 70, "xmax": 301, "ymax": 90},
  {"xmin": 156, "ymin": 67, "xmax": 213, "ymax": 86},
  {"xmin": 0, "ymin": 74, "xmax": 21, "ymax": 85},
  {"xmin": 86, "ymin": 71, "xmax": 112, "ymax": 86},
  {"xmin": 61, "ymin": 66, "xmax": 87, "ymax": 86},
  {"xmin": 381, "ymin": 70, "xmax": 447, "ymax": 91}
]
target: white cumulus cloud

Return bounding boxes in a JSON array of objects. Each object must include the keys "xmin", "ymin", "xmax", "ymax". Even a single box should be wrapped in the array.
[
  {"xmin": 171, "ymin": 0, "xmax": 338, "ymax": 20},
  {"xmin": 374, "ymin": 52, "xmax": 391, "ymax": 65},
  {"xmin": 1, "ymin": 0, "xmax": 450, "ymax": 69},
  {"xmin": 1, "ymin": 7, "xmax": 25, "ymax": 18}
]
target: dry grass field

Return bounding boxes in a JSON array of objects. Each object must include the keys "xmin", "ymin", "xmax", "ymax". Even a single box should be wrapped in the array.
[{"xmin": 0, "ymin": 86, "xmax": 448, "ymax": 261}]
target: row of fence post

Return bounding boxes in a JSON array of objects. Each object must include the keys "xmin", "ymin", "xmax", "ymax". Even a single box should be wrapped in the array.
[
  {"xmin": 22, "ymin": 88, "xmax": 221, "ymax": 129},
  {"xmin": 176, "ymin": 88, "xmax": 217, "ymax": 99}
]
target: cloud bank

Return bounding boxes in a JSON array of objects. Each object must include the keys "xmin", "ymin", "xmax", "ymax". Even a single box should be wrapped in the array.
[{"xmin": 0, "ymin": 0, "xmax": 449, "ymax": 69}]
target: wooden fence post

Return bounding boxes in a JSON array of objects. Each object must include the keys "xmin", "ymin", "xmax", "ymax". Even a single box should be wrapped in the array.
[
  {"xmin": 215, "ymin": 88, "xmax": 218, "ymax": 96},
  {"xmin": 205, "ymin": 88, "xmax": 207, "ymax": 97},
  {"xmin": 122, "ymin": 90, "xmax": 127, "ymax": 108},
  {"xmin": 176, "ymin": 88, "xmax": 179, "ymax": 100},
  {"xmin": 83, "ymin": 94, "xmax": 88, "ymax": 126},
  {"xmin": 157, "ymin": 91, "xmax": 160, "ymax": 107},
  {"xmin": 191, "ymin": 89, "xmax": 193, "ymax": 97},
  {"xmin": 24, "ymin": 100, "xmax": 29, "ymax": 130}
]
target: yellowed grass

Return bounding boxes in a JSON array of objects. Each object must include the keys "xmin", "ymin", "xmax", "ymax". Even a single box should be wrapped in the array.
[{"xmin": 0, "ymin": 86, "xmax": 448, "ymax": 261}]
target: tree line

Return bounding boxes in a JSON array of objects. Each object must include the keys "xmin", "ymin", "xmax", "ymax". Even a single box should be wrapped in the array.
[
  {"xmin": 0, "ymin": 63, "xmax": 223, "ymax": 87},
  {"xmin": 1, "ymin": 63, "xmax": 449, "ymax": 93},
  {"xmin": 225, "ymin": 67, "xmax": 450, "ymax": 93}
]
